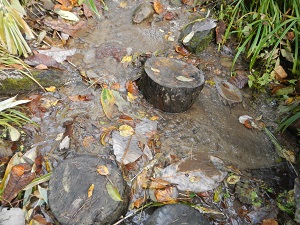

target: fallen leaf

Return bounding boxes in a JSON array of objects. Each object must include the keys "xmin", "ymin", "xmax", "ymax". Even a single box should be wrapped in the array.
[
  {"xmin": 126, "ymin": 81, "xmax": 139, "ymax": 96},
  {"xmin": 151, "ymin": 67, "xmax": 160, "ymax": 73},
  {"xmin": 133, "ymin": 196, "xmax": 147, "ymax": 208},
  {"xmin": 274, "ymin": 65, "xmax": 287, "ymax": 80},
  {"xmin": 164, "ymin": 12, "xmax": 175, "ymax": 20},
  {"xmin": 69, "ymin": 94, "xmax": 91, "ymax": 101},
  {"xmin": 59, "ymin": 135, "xmax": 70, "ymax": 150},
  {"xmin": 100, "ymin": 126, "xmax": 117, "ymax": 146},
  {"xmin": 112, "ymin": 131, "xmax": 143, "ymax": 165},
  {"xmin": 8, "ymin": 126, "xmax": 21, "ymax": 141},
  {"xmin": 82, "ymin": 136, "xmax": 95, "ymax": 147},
  {"xmin": 88, "ymin": 184, "xmax": 94, "ymax": 198},
  {"xmin": 215, "ymin": 20, "xmax": 226, "ymax": 44},
  {"xmin": 38, "ymin": 47, "xmax": 76, "ymax": 63},
  {"xmin": 1, "ymin": 163, "xmax": 36, "ymax": 205},
  {"xmin": 97, "ymin": 165, "xmax": 110, "ymax": 176},
  {"xmin": 226, "ymin": 175, "xmax": 240, "ymax": 184},
  {"xmin": 24, "ymin": 53, "xmax": 58, "ymax": 67},
  {"xmin": 119, "ymin": 124, "xmax": 135, "ymax": 137},
  {"xmin": 175, "ymin": 45, "xmax": 190, "ymax": 56},
  {"xmin": 35, "ymin": 64, "xmax": 48, "ymax": 70},
  {"xmin": 176, "ymin": 76, "xmax": 194, "ymax": 82},
  {"xmin": 121, "ymin": 55, "xmax": 132, "ymax": 63},
  {"xmin": 43, "ymin": 17, "xmax": 86, "ymax": 37},
  {"xmin": 55, "ymin": 8, "xmax": 79, "ymax": 21},
  {"xmin": 148, "ymin": 178, "xmax": 171, "ymax": 189},
  {"xmin": 127, "ymin": 92, "xmax": 138, "ymax": 102},
  {"xmin": 106, "ymin": 182, "xmax": 122, "ymax": 201},
  {"xmin": 150, "ymin": 186, "xmax": 178, "ymax": 202},
  {"xmin": 262, "ymin": 218, "xmax": 278, "ymax": 225},
  {"xmin": 182, "ymin": 0, "xmax": 193, "ymax": 5},
  {"xmin": 45, "ymin": 86, "xmax": 57, "ymax": 92},
  {"xmin": 101, "ymin": 88, "xmax": 116, "ymax": 119},
  {"xmin": 150, "ymin": 115, "xmax": 159, "ymax": 121},
  {"xmin": 153, "ymin": 0, "xmax": 164, "ymax": 14}
]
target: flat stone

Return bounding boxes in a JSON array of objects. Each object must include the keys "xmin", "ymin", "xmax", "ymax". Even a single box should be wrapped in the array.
[
  {"xmin": 48, "ymin": 155, "xmax": 129, "ymax": 225},
  {"xmin": 145, "ymin": 204, "xmax": 210, "ymax": 225}
]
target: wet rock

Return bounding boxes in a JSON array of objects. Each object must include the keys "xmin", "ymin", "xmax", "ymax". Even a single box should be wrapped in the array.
[
  {"xmin": 132, "ymin": 3, "xmax": 154, "ymax": 24},
  {"xmin": 48, "ymin": 155, "xmax": 129, "ymax": 225},
  {"xmin": 247, "ymin": 204, "xmax": 278, "ymax": 224},
  {"xmin": 0, "ymin": 69, "xmax": 72, "ymax": 95},
  {"xmin": 159, "ymin": 153, "xmax": 227, "ymax": 192},
  {"xmin": 139, "ymin": 57, "xmax": 205, "ymax": 113},
  {"xmin": 145, "ymin": 204, "xmax": 210, "ymax": 225},
  {"xmin": 0, "ymin": 208, "xmax": 25, "ymax": 225},
  {"xmin": 180, "ymin": 18, "xmax": 216, "ymax": 54}
]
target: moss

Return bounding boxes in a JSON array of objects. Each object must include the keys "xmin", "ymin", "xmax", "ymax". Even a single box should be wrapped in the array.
[
  {"xmin": 0, "ymin": 69, "xmax": 70, "ymax": 95},
  {"xmin": 179, "ymin": 19, "xmax": 214, "ymax": 55}
]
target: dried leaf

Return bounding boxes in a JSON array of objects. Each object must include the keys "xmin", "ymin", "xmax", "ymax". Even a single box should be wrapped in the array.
[
  {"xmin": 55, "ymin": 9, "xmax": 79, "ymax": 21},
  {"xmin": 45, "ymin": 86, "xmax": 57, "ymax": 92},
  {"xmin": 38, "ymin": 47, "xmax": 76, "ymax": 63},
  {"xmin": 106, "ymin": 182, "xmax": 122, "ymax": 201},
  {"xmin": 97, "ymin": 165, "xmax": 110, "ymax": 176},
  {"xmin": 176, "ymin": 76, "xmax": 194, "ymax": 82},
  {"xmin": 127, "ymin": 92, "xmax": 138, "ymax": 102},
  {"xmin": 43, "ymin": 17, "xmax": 86, "ymax": 37},
  {"xmin": 100, "ymin": 126, "xmax": 117, "ymax": 146},
  {"xmin": 153, "ymin": 0, "xmax": 164, "ymax": 14},
  {"xmin": 35, "ymin": 64, "xmax": 48, "ymax": 70},
  {"xmin": 262, "ymin": 218, "xmax": 278, "ymax": 225},
  {"xmin": 2, "ymin": 163, "xmax": 36, "ymax": 205},
  {"xmin": 215, "ymin": 20, "xmax": 226, "ymax": 44},
  {"xmin": 175, "ymin": 45, "xmax": 190, "ymax": 56},
  {"xmin": 274, "ymin": 65, "xmax": 287, "ymax": 80},
  {"xmin": 69, "ymin": 95, "xmax": 91, "ymax": 102},
  {"xmin": 227, "ymin": 74, "xmax": 249, "ymax": 89},
  {"xmin": 8, "ymin": 126, "xmax": 21, "ymax": 141},
  {"xmin": 121, "ymin": 55, "xmax": 132, "ymax": 63},
  {"xmin": 24, "ymin": 53, "xmax": 58, "ymax": 67},
  {"xmin": 148, "ymin": 178, "xmax": 171, "ymax": 189},
  {"xmin": 119, "ymin": 124, "xmax": 135, "ymax": 137},
  {"xmin": 112, "ymin": 131, "xmax": 143, "ymax": 165},
  {"xmin": 101, "ymin": 88, "xmax": 116, "ymax": 119},
  {"xmin": 133, "ymin": 196, "xmax": 147, "ymax": 208},
  {"xmin": 59, "ymin": 135, "xmax": 70, "ymax": 150},
  {"xmin": 82, "ymin": 136, "xmax": 95, "ymax": 147},
  {"xmin": 150, "ymin": 186, "xmax": 178, "ymax": 202},
  {"xmin": 88, "ymin": 184, "xmax": 94, "ymax": 198},
  {"xmin": 126, "ymin": 81, "xmax": 139, "ymax": 96},
  {"xmin": 226, "ymin": 175, "xmax": 240, "ymax": 184},
  {"xmin": 164, "ymin": 12, "xmax": 175, "ymax": 20}
]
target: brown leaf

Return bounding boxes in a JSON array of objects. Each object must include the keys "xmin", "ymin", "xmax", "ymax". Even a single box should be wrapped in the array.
[
  {"xmin": 43, "ymin": 17, "xmax": 87, "ymax": 37},
  {"xmin": 2, "ymin": 163, "xmax": 36, "ymax": 205},
  {"xmin": 182, "ymin": 0, "xmax": 194, "ymax": 5},
  {"xmin": 55, "ymin": 0, "xmax": 73, "ymax": 11},
  {"xmin": 24, "ymin": 53, "xmax": 58, "ymax": 67},
  {"xmin": 32, "ymin": 214, "xmax": 48, "ymax": 225},
  {"xmin": 126, "ymin": 81, "xmax": 139, "ymax": 96},
  {"xmin": 68, "ymin": 94, "xmax": 92, "ymax": 101},
  {"xmin": 175, "ymin": 45, "xmax": 190, "ymax": 56},
  {"xmin": 133, "ymin": 196, "xmax": 147, "ymax": 208},
  {"xmin": 153, "ymin": 0, "xmax": 164, "ymax": 14},
  {"xmin": 216, "ymin": 20, "xmax": 226, "ymax": 44},
  {"xmin": 148, "ymin": 178, "xmax": 171, "ymax": 189},
  {"xmin": 35, "ymin": 155, "xmax": 43, "ymax": 175},
  {"xmin": 164, "ymin": 12, "xmax": 175, "ymax": 20},
  {"xmin": 153, "ymin": 186, "xmax": 178, "ymax": 202},
  {"xmin": 35, "ymin": 64, "xmax": 48, "ymax": 70},
  {"xmin": 27, "ymin": 94, "xmax": 45, "ymax": 118},
  {"xmin": 287, "ymin": 31, "xmax": 295, "ymax": 41},
  {"xmin": 97, "ymin": 165, "xmax": 110, "ymax": 175},
  {"xmin": 262, "ymin": 218, "xmax": 278, "ymax": 225},
  {"xmin": 82, "ymin": 136, "xmax": 95, "ymax": 147}
]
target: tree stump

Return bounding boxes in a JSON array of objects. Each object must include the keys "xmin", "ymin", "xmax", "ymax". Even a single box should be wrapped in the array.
[
  {"xmin": 139, "ymin": 57, "xmax": 205, "ymax": 113},
  {"xmin": 48, "ymin": 155, "xmax": 129, "ymax": 225}
]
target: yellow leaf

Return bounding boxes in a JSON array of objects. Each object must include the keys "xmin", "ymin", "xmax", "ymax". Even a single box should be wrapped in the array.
[
  {"xmin": 88, "ymin": 184, "xmax": 94, "ymax": 198},
  {"xmin": 121, "ymin": 55, "xmax": 132, "ymax": 63},
  {"xmin": 97, "ymin": 165, "xmax": 110, "ymax": 176},
  {"xmin": 150, "ymin": 116, "xmax": 159, "ymax": 121},
  {"xmin": 100, "ymin": 88, "xmax": 116, "ymax": 119},
  {"xmin": 45, "ymin": 86, "xmax": 57, "ymax": 92},
  {"xmin": 119, "ymin": 1, "xmax": 127, "ymax": 8},
  {"xmin": 119, "ymin": 124, "xmax": 134, "ymax": 137},
  {"xmin": 127, "ymin": 92, "xmax": 138, "ymax": 102}
]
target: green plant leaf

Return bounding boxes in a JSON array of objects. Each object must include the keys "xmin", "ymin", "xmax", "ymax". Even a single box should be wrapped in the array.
[{"xmin": 106, "ymin": 182, "xmax": 122, "ymax": 201}]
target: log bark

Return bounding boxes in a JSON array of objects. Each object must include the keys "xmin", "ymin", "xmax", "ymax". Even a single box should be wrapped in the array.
[{"xmin": 139, "ymin": 57, "xmax": 205, "ymax": 113}]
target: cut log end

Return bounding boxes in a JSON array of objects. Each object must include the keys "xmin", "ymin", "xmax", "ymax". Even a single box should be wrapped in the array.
[{"xmin": 139, "ymin": 57, "xmax": 205, "ymax": 113}]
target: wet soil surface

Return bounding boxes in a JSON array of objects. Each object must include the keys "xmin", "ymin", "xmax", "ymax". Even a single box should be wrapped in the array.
[{"xmin": 2, "ymin": 0, "xmax": 299, "ymax": 224}]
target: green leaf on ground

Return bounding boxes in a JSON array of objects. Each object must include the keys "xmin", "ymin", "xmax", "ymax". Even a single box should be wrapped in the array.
[{"xmin": 106, "ymin": 182, "xmax": 122, "ymax": 202}]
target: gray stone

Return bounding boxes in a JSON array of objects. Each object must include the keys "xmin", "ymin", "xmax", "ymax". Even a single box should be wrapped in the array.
[
  {"xmin": 145, "ymin": 204, "xmax": 210, "ymax": 225},
  {"xmin": 132, "ymin": 3, "xmax": 154, "ymax": 24}
]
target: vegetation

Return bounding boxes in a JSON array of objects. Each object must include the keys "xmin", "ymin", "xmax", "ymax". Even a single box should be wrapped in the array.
[{"xmin": 220, "ymin": 0, "xmax": 300, "ymax": 135}]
